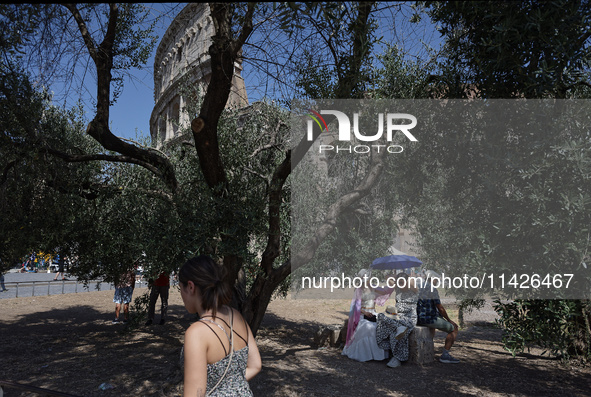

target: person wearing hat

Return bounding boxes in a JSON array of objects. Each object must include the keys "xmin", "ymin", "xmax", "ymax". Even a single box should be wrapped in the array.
[
  {"xmin": 375, "ymin": 272, "xmax": 419, "ymax": 368},
  {"xmin": 416, "ymin": 270, "xmax": 460, "ymax": 363},
  {"xmin": 342, "ymin": 269, "xmax": 394, "ymax": 362}
]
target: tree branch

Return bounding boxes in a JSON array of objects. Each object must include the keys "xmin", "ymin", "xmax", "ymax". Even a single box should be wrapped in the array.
[
  {"xmin": 43, "ymin": 146, "xmax": 165, "ymax": 179},
  {"xmin": 243, "ymin": 167, "xmax": 269, "ymax": 185},
  {"xmin": 260, "ymin": 149, "xmax": 291, "ymax": 274},
  {"xmin": 563, "ymin": 80, "xmax": 591, "ymax": 92},
  {"xmin": 291, "ymin": 149, "xmax": 386, "ymax": 273},
  {"xmin": 62, "ymin": 3, "xmax": 98, "ymax": 62},
  {"xmin": 100, "ymin": 3, "xmax": 118, "ymax": 57},
  {"xmin": 250, "ymin": 119, "xmax": 285, "ymax": 158},
  {"xmin": 234, "ymin": 3, "xmax": 256, "ymax": 52},
  {"xmin": 192, "ymin": 3, "xmax": 256, "ymax": 190},
  {"xmin": 119, "ymin": 136, "xmax": 170, "ymax": 159},
  {"xmin": 45, "ymin": 176, "xmax": 173, "ymax": 204},
  {"xmin": 0, "ymin": 160, "xmax": 17, "ymax": 187},
  {"xmin": 61, "ymin": 3, "xmax": 179, "ymax": 193}
]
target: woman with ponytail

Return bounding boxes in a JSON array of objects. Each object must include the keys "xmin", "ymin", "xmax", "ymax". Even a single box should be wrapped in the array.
[{"xmin": 179, "ymin": 255, "xmax": 261, "ymax": 396}]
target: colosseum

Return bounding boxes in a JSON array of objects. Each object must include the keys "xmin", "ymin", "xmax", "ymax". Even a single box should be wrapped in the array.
[{"xmin": 150, "ymin": 3, "xmax": 249, "ymax": 148}]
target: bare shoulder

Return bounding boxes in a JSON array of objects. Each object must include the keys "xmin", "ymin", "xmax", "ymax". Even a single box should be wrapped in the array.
[
  {"xmin": 185, "ymin": 320, "xmax": 214, "ymax": 339},
  {"xmin": 229, "ymin": 306, "xmax": 246, "ymax": 322},
  {"xmin": 227, "ymin": 307, "xmax": 251, "ymax": 341}
]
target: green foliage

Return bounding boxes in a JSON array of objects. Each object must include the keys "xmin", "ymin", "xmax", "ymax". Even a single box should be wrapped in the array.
[
  {"xmin": 406, "ymin": 3, "xmax": 591, "ymax": 285},
  {"xmin": 398, "ymin": 1, "xmax": 591, "ymax": 361},
  {"xmin": 495, "ymin": 299, "xmax": 591, "ymax": 361},
  {"xmin": 295, "ymin": 50, "xmax": 338, "ymax": 99},
  {"xmin": 201, "ymin": 102, "xmax": 293, "ymax": 292},
  {"xmin": 44, "ymin": 94, "xmax": 295, "ymax": 291},
  {"xmin": 125, "ymin": 290, "xmax": 151, "ymax": 332},
  {"xmin": 290, "ymin": 2, "xmax": 378, "ymax": 99},
  {"xmin": 0, "ymin": 4, "xmax": 158, "ymax": 106},
  {"xmin": 291, "ymin": 42, "xmax": 437, "ymax": 288},
  {"xmin": 391, "ymin": 102, "xmax": 591, "ymax": 289},
  {"xmin": 109, "ymin": 4, "xmax": 158, "ymax": 104},
  {"xmin": 112, "ymin": 4, "xmax": 157, "ymax": 70},
  {"xmin": 457, "ymin": 298, "xmax": 485, "ymax": 328},
  {"xmin": 372, "ymin": 44, "xmax": 434, "ymax": 99},
  {"xmin": 176, "ymin": 69, "xmax": 293, "ymax": 283},
  {"xmin": 0, "ymin": 70, "xmax": 182, "ymax": 280},
  {"xmin": 70, "ymin": 163, "xmax": 183, "ymax": 281},
  {"xmin": 0, "ymin": 67, "xmax": 102, "ymax": 270},
  {"xmin": 2, "ymin": 2, "xmax": 409, "ymax": 333},
  {"xmin": 0, "ymin": 4, "xmax": 42, "ymax": 58},
  {"xmin": 426, "ymin": 0, "xmax": 591, "ymax": 98}
]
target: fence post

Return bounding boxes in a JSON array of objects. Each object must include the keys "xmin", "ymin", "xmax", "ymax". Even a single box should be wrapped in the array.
[
  {"xmin": 32, "ymin": 281, "xmax": 35, "ymax": 297},
  {"xmin": 48, "ymin": 281, "xmax": 51, "ymax": 296}
]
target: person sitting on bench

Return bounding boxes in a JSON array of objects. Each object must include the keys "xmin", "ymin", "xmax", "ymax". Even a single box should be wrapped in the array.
[{"xmin": 416, "ymin": 270, "xmax": 460, "ymax": 364}]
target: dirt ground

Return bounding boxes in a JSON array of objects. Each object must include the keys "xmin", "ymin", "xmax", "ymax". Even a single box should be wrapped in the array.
[{"xmin": 1, "ymin": 288, "xmax": 590, "ymax": 397}]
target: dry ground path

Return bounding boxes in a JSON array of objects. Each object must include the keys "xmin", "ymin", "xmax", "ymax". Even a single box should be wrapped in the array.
[{"xmin": 1, "ymin": 288, "xmax": 589, "ymax": 396}]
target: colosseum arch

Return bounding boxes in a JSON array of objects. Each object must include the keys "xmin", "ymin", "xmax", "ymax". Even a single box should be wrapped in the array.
[{"xmin": 150, "ymin": 3, "xmax": 249, "ymax": 148}]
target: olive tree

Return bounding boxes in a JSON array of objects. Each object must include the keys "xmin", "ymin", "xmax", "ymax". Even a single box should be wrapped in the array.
[
  {"xmin": 390, "ymin": 0, "xmax": 591, "ymax": 360},
  {"xmin": 2, "ymin": 2, "xmax": 407, "ymax": 334}
]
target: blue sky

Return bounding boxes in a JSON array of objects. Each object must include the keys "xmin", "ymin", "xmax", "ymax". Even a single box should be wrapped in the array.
[
  {"xmin": 108, "ymin": 3, "xmax": 184, "ymax": 141},
  {"xmin": 109, "ymin": 67, "xmax": 155, "ymax": 141}
]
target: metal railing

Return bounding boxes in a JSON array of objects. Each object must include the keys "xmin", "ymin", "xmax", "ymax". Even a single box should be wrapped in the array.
[{"xmin": 1, "ymin": 279, "xmax": 147, "ymax": 298}]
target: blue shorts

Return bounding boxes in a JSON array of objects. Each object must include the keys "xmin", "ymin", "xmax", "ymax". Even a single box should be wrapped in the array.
[{"xmin": 113, "ymin": 286, "xmax": 134, "ymax": 304}]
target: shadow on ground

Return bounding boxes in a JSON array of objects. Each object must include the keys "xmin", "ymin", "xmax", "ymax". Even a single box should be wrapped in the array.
[
  {"xmin": 0, "ymin": 298, "xmax": 191, "ymax": 396},
  {"xmin": 1, "ymin": 293, "xmax": 590, "ymax": 397},
  {"xmin": 249, "ymin": 313, "xmax": 590, "ymax": 397}
]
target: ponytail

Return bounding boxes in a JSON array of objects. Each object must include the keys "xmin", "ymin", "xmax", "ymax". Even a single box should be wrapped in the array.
[{"xmin": 179, "ymin": 255, "xmax": 232, "ymax": 318}]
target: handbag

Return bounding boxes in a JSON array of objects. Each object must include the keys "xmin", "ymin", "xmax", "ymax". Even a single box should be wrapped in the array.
[
  {"xmin": 207, "ymin": 309, "xmax": 235, "ymax": 396},
  {"xmin": 364, "ymin": 313, "xmax": 377, "ymax": 322}
]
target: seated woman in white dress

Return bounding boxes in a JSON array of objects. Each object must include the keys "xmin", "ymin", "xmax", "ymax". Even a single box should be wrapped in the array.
[{"xmin": 342, "ymin": 269, "xmax": 394, "ymax": 362}]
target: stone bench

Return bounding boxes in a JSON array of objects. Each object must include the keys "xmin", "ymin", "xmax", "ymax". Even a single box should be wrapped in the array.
[
  {"xmin": 316, "ymin": 320, "xmax": 435, "ymax": 365},
  {"xmin": 313, "ymin": 324, "xmax": 345, "ymax": 348},
  {"xmin": 408, "ymin": 325, "xmax": 435, "ymax": 365}
]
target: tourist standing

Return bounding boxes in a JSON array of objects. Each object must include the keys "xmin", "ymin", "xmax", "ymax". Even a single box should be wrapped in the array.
[
  {"xmin": 112, "ymin": 269, "xmax": 135, "ymax": 324},
  {"xmin": 179, "ymin": 255, "xmax": 261, "ymax": 396},
  {"xmin": 53, "ymin": 255, "xmax": 68, "ymax": 281},
  {"xmin": 145, "ymin": 271, "xmax": 170, "ymax": 325},
  {"xmin": 0, "ymin": 271, "xmax": 7, "ymax": 292}
]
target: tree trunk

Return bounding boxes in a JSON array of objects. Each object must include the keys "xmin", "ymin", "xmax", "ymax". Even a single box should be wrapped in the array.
[{"xmin": 243, "ymin": 262, "xmax": 291, "ymax": 335}]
